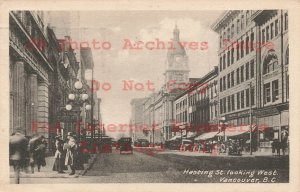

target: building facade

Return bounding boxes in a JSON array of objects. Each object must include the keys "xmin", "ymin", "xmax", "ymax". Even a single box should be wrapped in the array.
[
  {"xmin": 212, "ymin": 10, "xmax": 289, "ymax": 152},
  {"xmin": 130, "ymin": 98, "xmax": 149, "ymax": 141}
]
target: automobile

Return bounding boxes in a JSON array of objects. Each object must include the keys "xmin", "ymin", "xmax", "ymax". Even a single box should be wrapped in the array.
[
  {"xmin": 118, "ymin": 137, "xmax": 133, "ymax": 154},
  {"xmin": 179, "ymin": 139, "xmax": 194, "ymax": 151},
  {"xmin": 134, "ymin": 139, "xmax": 150, "ymax": 147}
]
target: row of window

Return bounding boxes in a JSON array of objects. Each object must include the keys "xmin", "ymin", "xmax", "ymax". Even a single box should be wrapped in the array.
[
  {"xmin": 220, "ymin": 59, "xmax": 255, "ymax": 92},
  {"xmin": 220, "ymin": 87, "xmax": 255, "ymax": 114},
  {"xmin": 220, "ymin": 10, "xmax": 253, "ymax": 48},
  {"xmin": 220, "ymin": 32, "xmax": 254, "ymax": 72},
  {"xmin": 188, "ymin": 84, "xmax": 218, "ymax": 106}
]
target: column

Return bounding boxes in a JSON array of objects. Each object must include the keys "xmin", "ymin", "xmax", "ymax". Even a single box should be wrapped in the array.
[
  {"xmin": 28, "ymin": 73, "xmax": 38, "ymax": 135},
  {"xmin": 37, "ymin": 80, "xmax": 49, "ymax": 137},
  {"xmin": 12, "ymin": 60, "xmax": 25, "ymax": 133}
]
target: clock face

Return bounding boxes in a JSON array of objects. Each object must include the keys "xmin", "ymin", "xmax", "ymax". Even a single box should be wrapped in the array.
[{"xmin": 175, "ymin": 55, "xmax": 183, "ymax": 63}]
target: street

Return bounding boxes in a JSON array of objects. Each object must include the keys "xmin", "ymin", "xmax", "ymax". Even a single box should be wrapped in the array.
[{"xmin": 15, "ymin": 147, "xmax": 289, "ymax": 183}]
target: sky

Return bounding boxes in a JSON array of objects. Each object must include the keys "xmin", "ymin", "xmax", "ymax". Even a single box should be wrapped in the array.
[{"xmin": 47, "ymin": 11, "xmax": 223, "ymax": 138}]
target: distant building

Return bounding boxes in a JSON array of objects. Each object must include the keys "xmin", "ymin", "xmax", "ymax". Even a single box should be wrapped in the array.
[{"xmin": 130, "ymin": 98, "xmax": 149, "ymax": 141}]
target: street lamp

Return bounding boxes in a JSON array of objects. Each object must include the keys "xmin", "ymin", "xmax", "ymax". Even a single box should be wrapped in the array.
[{"xmin": 65, "ymin": 80, "xmax": 91, "ymax": 142}]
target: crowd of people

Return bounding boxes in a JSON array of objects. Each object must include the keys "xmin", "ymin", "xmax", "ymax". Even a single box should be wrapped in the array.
[{"xmin": 9, "ymin": 128, "xmax": 84, "ymax": 184}]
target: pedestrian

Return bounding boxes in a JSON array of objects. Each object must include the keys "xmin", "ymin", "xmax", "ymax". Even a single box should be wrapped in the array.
[
  {"xmin": 52, "ymin": 135, "xmax": 67, "ymax": 173},
  {"xmin": 64, "ymin": 132, "xmax": 77, "ymax": 175},
  {"xmin": 29, "ymin": 135, "xmax": 47, "ymax": 173},
  {"xmin": 9, "ymin": 128, "xmax": 29, "ymax": 184}
]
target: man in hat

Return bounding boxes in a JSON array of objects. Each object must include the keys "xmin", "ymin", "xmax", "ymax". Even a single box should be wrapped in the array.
[
  {"xmin": 64, "ymin": 132, "xmax": 77, "ymax": 175},
  {"xmin": 9, "ymin": 128, "xmax": 29, "ymax": 184},
  {"xmin": 29, "ymin": 134, "xmax": 47, "ymax": 173}
]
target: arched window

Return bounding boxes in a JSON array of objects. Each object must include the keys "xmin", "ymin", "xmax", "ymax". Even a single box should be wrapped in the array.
[
  {"xmin": 285, "ymin": 46, "xmax": 289, "ymax": 65},
  {"xmin": 263, "ymin": 50, "xmax": 278, "ymax": 74}
]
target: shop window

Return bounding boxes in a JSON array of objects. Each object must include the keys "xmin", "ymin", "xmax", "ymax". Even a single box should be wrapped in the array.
[
  {"xmin": 246, "ymin": 62, "xmax": 250, "ymax": 80},
  {"xmin": 263, "ymin": 50, "xmax": 279, "ymax": 74},
  {"xmin": 272, "ymin": 80, "xmax": 279, "ymax": 102},
  {"xmin": 250, "ymin": 59, "xmax": 255, "ymax": 78},
  {"xmin": 264, "ymin": 83, "xmax": 271, "ymax": 104}
]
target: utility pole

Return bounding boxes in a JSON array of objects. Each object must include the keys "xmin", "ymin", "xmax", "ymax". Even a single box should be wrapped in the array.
[{"xmin": 249, "ymin": 82, "xmax": 253, "ymax": 155}]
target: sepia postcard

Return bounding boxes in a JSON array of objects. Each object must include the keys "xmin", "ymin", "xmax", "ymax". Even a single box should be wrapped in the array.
[{"xmin": 0, "ymin": 0, "xmax": 300, "ymax": 192}]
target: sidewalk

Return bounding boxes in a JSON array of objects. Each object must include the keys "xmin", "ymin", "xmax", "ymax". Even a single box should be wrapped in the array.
[{"xmin": 10, "ymin": 154, "xmax": 97, "ymax": 179}]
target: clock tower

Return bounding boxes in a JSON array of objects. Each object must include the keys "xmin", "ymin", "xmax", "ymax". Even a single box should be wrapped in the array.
[{"xmin": 164, "ymin": 25, "xmax": 190, "ymax": 92}]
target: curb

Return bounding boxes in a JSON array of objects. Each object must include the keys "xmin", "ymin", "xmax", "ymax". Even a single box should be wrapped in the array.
[{"xmin": 79, "ymin": 154, "xmax": 97, "ymax": 176}]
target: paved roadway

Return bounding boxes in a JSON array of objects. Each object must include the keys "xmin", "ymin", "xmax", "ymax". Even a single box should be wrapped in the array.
[{"xmin": 16, "ymin": 147, "xmax": 289, "ymax": 183}]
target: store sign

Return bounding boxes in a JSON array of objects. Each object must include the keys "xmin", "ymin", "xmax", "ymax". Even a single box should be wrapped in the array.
[
  {"xmin": 225, "ymin": 110, "xmax": 249, "ymax": 120},
  {"xmin": 254, "ymin": 107, "xmax": 279, "ymax": 117}
]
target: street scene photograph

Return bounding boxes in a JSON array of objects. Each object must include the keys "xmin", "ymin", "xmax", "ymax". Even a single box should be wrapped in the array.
[{"xmin": 8, "ymin": 9, "xmax": 289, "ymax": 184}]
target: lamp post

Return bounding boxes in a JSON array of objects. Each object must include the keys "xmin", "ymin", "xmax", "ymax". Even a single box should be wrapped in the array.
[{"xmin": 65, "ymin": 80, "xmax": 91, "ymax": 142}]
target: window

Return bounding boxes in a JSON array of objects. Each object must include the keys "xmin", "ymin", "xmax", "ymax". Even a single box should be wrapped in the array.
[
  {"xmin": 266, "ymin": 26, "xmax": 269, "ymax": 41},
  {"xmin": 285, "ymin": 13, "xmax": 288, "ymax": 30},
  {"xmin": 262, "ymin": 29, "xmax": 265, "ymax": 44},
  {"xmin": 241, "ymin": 65, "xmax": 244, "ymax": 82},
  {"xmin": 220, "ymin": 36, "xmax": 222, "ymax": 48},
  {"xmin": 251, "ymin": 32, "xmax": 254, "ymax": 51},
  {"xmin": 241, "ymin": 90, "xmax": 245, "ymax": 108},
  {"xmin": 220, "ymin": 78, "xmax": 223, "ymax": 92},
  {"xmin": 223, "ymin": 54, "xmax": 226, "ymax": 70},
  {"xmin": 231, "ymin": 95, "xmax": 235, "ymax": 111},
  {"xmin": 227, "ymin": 73, "xmax": 231, "ymax": 89},
  {"xmin": 241, "ymin": 15, "xmax": 245, "ymax": 30},
  {"xmin": 251, "ymin": 86, "xmax": 255, "ymax": 106},
  {"xmin": 236, "ymin": 41, "xmax": 240, "ymax": 60},
  {"xmin": 250, "ymin": 60, "xmax": 255, "ymax": 78},
  {"xmin": 263, "ymin": 50, "xmax": 278, "ymax": 74},
  {"xmin": 246, "ymin": 11, "xmax": 250, "ymax": 26},
  {"xmin": 246, "ymin": 88, "xmax": 250, "ymax": 107},
  {"xmin": 275, "ymin": 19, "xmax": 279, "ymax": 37},
  {"xmin": 272, "ymin": 80, "xmax": 279, "ymax": 102},
  {"xmin": 228, "ymin": 96, "xmax": 231, "ymax": 112},
  {"xmin": 227, "ymin": 28, "xmax": 230, "ymax": 39},
  {"xmin": 231, "ymin": 71, "xmax": 234, "ymax": 87},
  {"xmin": 241, "ymin": 40, "xmax": 244, "ymax": 58},
  {"xmin": 219, "ymin": 57, "xmax": 222, "ymax": 71},
  {"xmin": 286, "ymin": 46, "xmax": 289, "ymax": 65},
  {"xmin": 223, "ymin": 97, "xmax": 226, "ymax": 113},
  {"xmin": 264, "ymin": 83, "xmax": 271, "ymax": 103},
  {"xmin": 220, "ymin": 98, "xmax": 223, "ymax": 114},
  {"xmin": 271, "ymin": 23, "xmax": 274, "ymax": 39},
  {"xmin": 223, "ymin": 76, "xmax": 226, "ymax": 90},
  {"xmin": 231, "ymin": 48, "xmax": 234, "ymax": 64},
  {"xmin": 246, "ymin": 62, "xmax": 250, "ymax": 80},
  {"xmin": 237, "ymin": 68, "xmax": 240, "ymax": 84},
  {"xmin": 237, "ymin": 92, "xmax": 240, "ymax": 110},
  {"xmin": 246, "ymin": 36, "xmax": 249, "ymax": 54},
  {"xmin": 231, "ymin": 24, "xmax": 234, "ymax": 37},
  {"xmin": 237, "ymin": 19, "xmax": 240, "ymax": 34},
  {"xmin": 227, "ymin": 51, "xmax": 230, "ymax": 67}
]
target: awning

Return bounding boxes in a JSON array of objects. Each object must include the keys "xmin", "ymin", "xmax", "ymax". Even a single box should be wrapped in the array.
[
  {"xmin": 185, "ymin": 132, "xmax": 197, "ymax": 139},
  {"xmin": 217, "ymin": 125, "xmax": 257, "ymax": 137},
  {"xmin": 194, "ymin": 131, "xmax": 219, "ymax": 141}
]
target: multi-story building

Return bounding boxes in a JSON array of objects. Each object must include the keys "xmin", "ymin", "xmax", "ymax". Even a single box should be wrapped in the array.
[
  {"xmin": 130, "ymin": 98, "xmax": 149, "ymax": 141},
  {"xmin": 9, "ymin": 11, "xmax": 54, "ymax": 138},
  {"xmin": 173, "ymin": 67, "xmax": 218, "ymax": 138},
  {"xmin": 212, "ymin": 10, "xmax": 289, "ymax": 152}
]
